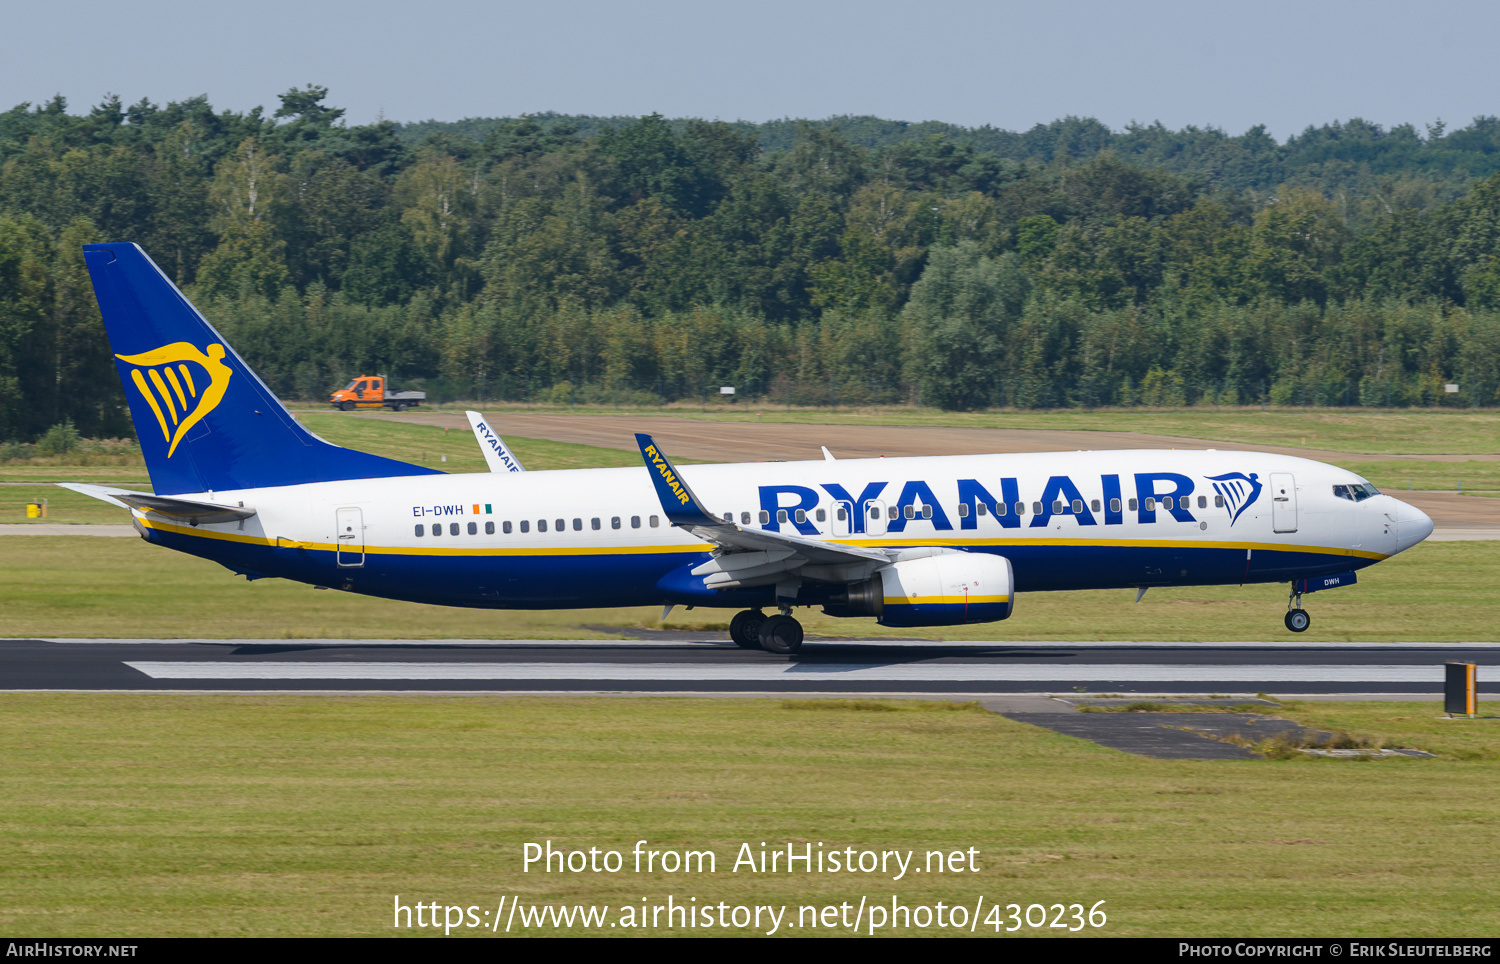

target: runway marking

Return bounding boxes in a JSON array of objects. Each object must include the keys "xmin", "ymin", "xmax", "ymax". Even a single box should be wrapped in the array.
[{"xmin": 124, "ymin": 661, "xmax": 1453, "ymax": 683}]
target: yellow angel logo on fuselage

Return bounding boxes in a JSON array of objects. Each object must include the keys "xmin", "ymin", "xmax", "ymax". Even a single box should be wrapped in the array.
[{"xmin": 115, "ymin": 342, "xmax": 233, "ymax": 457}]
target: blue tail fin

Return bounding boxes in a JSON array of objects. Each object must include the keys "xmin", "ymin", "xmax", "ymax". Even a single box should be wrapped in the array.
[{"xmin": 84, "ymin": 243, "xmax": 443, "ymax": 495}]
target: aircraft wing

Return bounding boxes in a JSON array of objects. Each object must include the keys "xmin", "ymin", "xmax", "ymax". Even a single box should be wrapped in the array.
[
  {"xmin": 465, "ymin": 411, "xmax": 526, "ymax": 473},
  {"xmin": 58, "ymin": 483, "xmax": 256, "ymax": 525},
  {"xmin": 634, "ymin": 433, "xmax": 887, "ymax": 589}
]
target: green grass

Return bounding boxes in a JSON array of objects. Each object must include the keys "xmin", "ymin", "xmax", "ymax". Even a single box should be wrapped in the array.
[
  {"xmin": 0, "ymin": 536, "xmax": 1490, "ymax": 641},
  {"xmin": 0, "ymin": 694, "xmax": 1495, "ymax": 937},
  {"xmin": 293, "ymin": 411, "xmax": 655, "ymax": 473}
]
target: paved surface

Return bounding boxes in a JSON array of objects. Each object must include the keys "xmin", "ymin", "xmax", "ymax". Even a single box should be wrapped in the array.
[
  {"xmin": 5, "ymin": 639, "xmax": 1495, "ymax": 695},
  {"xmin": 1002, "ymin": 710, "xmax": 1397, "ymax": 760},
  {"xmin": 360, "ymin": 410, "xmax": 1500, "ymax": 465}
]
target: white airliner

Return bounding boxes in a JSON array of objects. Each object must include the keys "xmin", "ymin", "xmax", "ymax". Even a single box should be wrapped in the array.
[{"xmin": 65, "ymin": 243, "xmax": 1434, "ymax": 654}]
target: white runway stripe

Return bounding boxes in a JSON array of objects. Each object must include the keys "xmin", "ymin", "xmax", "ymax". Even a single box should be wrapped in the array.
[{"xmin": 123, "ymin": 661, "xmax": 1452, "ymax": 683}]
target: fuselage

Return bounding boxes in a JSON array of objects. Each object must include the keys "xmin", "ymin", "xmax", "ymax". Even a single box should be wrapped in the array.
[{"xmin": 130, "ymin": 448, "xmax": 1433, "ymax": 612}]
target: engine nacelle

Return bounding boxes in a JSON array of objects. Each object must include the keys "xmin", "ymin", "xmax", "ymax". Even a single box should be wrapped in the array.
[{"xmin": 824, "ymin": 552, "xmax": 1014, "ymax": 627}]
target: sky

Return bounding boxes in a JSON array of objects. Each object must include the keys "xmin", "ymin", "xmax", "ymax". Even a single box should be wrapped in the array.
[{"xmin": 3, "ymin": 0, "xmax": 1496, "ymax": 139}]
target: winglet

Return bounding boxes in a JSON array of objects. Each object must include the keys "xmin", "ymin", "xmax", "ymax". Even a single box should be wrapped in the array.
[
  {"xmin": 635, "ymin": 433, "xmax": 724, "ymax": 527},
  {"xmin": 465, "ymin": 411, "xmax": 526, "ymax": 473}
]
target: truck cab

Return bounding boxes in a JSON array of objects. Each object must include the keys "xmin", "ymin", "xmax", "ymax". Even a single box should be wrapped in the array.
[{"xmin": 329, "ymin": 375, "xmax": 425, "ymax": 412}]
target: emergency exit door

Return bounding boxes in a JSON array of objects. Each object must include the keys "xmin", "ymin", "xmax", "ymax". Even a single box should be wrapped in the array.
[
  {"xmin": 336, "ymin": 507, "xmax": 365, "ymax": 567},
  {"xmin": 1270, "ymin": 473, "xmax": 1298, "ymax": 533}
]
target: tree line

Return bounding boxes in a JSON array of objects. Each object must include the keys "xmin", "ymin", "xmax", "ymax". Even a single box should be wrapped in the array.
[{"xmin": 3, "ymin": 87, "xmax": 1500, "ymax": 441}]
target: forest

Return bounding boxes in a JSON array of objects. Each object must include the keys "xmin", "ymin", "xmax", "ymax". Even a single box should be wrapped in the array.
[{"xmin": 3, "ymin": 85, "xmax": 1500, "ymax": 441}]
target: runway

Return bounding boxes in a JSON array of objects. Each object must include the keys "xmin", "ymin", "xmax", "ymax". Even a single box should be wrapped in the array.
[{"xmin": 4, "ymin": 638, "xmax": 1495, "ymax": 696}]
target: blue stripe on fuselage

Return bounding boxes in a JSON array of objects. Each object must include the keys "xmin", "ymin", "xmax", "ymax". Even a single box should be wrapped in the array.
[{"xmin": 142, "ymin": 526, "xmax": 1378, "ymax": 609}]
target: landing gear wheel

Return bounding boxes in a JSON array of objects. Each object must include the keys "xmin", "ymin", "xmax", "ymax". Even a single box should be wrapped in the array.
[
  {"xmin": 758, "ymin": 614, "xmax": 804, "ymax": 654},
  {"xmin": 729, "ymin": 609, "xmax": 766, "ymax": 649},
  {"xmin": 1285, "ymin": 609, "xmax": 1311, "ymax": 633},
  {"xmin": 339, "ymin": 401, "xmax": 355, "ymax": 411}
]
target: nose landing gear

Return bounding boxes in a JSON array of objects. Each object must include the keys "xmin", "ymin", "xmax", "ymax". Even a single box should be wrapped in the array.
[{"xmin": 1285, "ymin": 588, "xmax": 1311, "ymax": 633}]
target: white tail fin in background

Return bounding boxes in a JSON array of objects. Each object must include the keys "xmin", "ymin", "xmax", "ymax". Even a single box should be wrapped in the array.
[{"xmin": 465, "ymin": 411, "xmax": 526, "ymax": 473}]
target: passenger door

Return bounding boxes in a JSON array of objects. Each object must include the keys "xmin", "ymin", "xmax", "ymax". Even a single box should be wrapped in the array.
[{"xmin": 1270, "ymin": 473, "xmax": 1298, "ymax": 533}]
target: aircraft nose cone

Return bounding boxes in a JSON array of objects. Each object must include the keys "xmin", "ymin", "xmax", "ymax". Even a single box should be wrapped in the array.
[{"xmin": 1391, "ymin": 500, "xmax": 1434, "ymax": 553}]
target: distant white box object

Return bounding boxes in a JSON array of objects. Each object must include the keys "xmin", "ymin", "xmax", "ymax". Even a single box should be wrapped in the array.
[
  {"xmin": 1445, "ymin": 383, "xmax": 1460, "ymax": 393},
  {"xmin": 720, "ymin": 386, "xmax": 735, "ymax": 395}
]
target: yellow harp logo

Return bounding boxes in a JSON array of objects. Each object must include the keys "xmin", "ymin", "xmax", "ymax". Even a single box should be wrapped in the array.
[{"xmin": 115, "ymin": 342, "xmax": 233, "ymax": 458}]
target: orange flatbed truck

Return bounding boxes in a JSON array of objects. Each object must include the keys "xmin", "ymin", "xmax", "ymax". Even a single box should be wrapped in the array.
[{"xmin": 329, "ymin": 375, "xmax": 426, "ymax": 412}]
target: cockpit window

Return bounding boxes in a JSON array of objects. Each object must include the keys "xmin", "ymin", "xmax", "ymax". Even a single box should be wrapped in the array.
[{"xmin": 1333, "ymin": 483, "xmax": 1381, "ymax": 502}]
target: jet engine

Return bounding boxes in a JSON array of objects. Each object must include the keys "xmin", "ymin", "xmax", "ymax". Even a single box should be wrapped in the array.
[{"xmin": 824, "ymin": 551, "xmax": 1014, "ymax": 627}]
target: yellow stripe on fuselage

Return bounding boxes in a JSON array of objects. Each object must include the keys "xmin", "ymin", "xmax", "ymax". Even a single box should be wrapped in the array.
[
  {"xmin": 136, "ymin": 517, "xmax": 1387, "ymax": 562},
  {"xmin": 883, "ymin": 595, "xmax": 1010, "ymax": 606}
]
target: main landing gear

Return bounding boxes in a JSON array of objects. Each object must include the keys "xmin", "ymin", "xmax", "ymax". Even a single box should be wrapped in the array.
[
  {"xmin": 729, "ymin": 609, "xmax": 765, "ymax": 649},
  {"xmin": 1285, "ymin": 587, "xmax": 1311, "ymax": 633},
  {"xmin": 730, "ymin": 608, "xmax": 804, "ymax": 654}
]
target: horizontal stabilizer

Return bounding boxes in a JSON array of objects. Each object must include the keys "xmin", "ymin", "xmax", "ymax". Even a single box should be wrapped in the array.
[{"xmin": 59, "ymin": 483, "xmax": 255, "ymax": 525}]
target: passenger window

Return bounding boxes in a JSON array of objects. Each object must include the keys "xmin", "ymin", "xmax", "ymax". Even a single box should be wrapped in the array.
[
  {"xmin": 759, "ymin": 511, "xmax": 770, "ymax": 524},
  {"xmin": 414, "ymin": 524, "xmax": 424, "ymax": 537},
  {"xmin": 778, "ymin": 509, "xmax": 789, "ymax": 523},
  {"xmin": 1110, "ymin": 498, "xmax": 1121, "ymax": 513},
  {"xmin": 650, "ymin": 515, "xmax": 660, "ymax": 527},
  {"xmin": 1053, "ymin": 501, "xmax": 1065, "ymax": 514},
  {"xmin": 976, "ymin": 502, "xmax": 987, "ymax": 516},
  {"xmin": 722, "ymin": 513, "xmax": 732, "ymax": 522},
  {"xmin": 1032, "ymin": 502, "xmax": 1042, "ymax": 515},
  {"xmin": 1215, "ymin": 495, "xmax": 1224, "ymax": 507},
  {"xmin": 538, "ymin": 520, "xmax": 547, "ymax": 532},
  {"xmin": 889, "ymin": 506, "xmax": 898, "ymax": 520},
  {"xmin": 520, "ymin": 520, "xmax": 529, "ymax": 533},
  {"xmin": 1072, "ymin": 499, "xmax": 1083, "ymax": 513},
  {"xmin": 921, "ymin": 505, "xmax": 932, "ymax": 519},
  {"xmin": 1128, "ymin": 499, "xmax": 1138, "ymax": 511},
  {"xmin": 995, "ymin": 502, "xmax": 1008, "ymax": 517},
  {"xmin": 503, "ymin": 521, "xmax": 512, "ymax": 534},
  {"xmin": 1197, "ymin": 496, "xmax": 1207, "ymax": 509},
  {"xmin": 450, "ymin": 523, "xmax": 460, "ymax": 536},
  {"xmin": 1090, "ymin": 499, "xmax": 1100, "ymax": 512},
  {"xmin": 1015, "ymin": 502, "xmax": 1025, "ymax": 516},
  {"xmin": 611, "ymin": 517, "xmax": 621, "ymax": 529},
  {"xmin": 486, "ymin": 521, "xmax": 495, "ymax": 535},
  {"xmin": 816, "ymin": 508, "xmax": 826, "ymax": 522},
  {"xmin": 957, "ymin": 503, "xmax": 970, "ymax": 518},
  {"xmin": 467, "ymin": 521, "xmax": 477, "ymax": 535},
  {"xmin": 836, "ymin": 507, "xmax": 847, "ymax": 521},
  {"xmin": 794, "ymin": 508, "xmax": 806, "ymax": 524},
  {"xmin": 1145, "ymin": 498, "xmax": 1156, "ymax": 511},
  {"xmin": 592, "ymin": 518, "xmax": 601, "ymax": 530},
  {"xmin": 432, "ymin": 523, "xmax": 441, "ymax": 537},
  {"xmin": 631, "ymin": 516, "xmax": 641, "ymax": 529},
  {"xmin": 572, "ymin": 518, "xmax": 582, "ymax": 531},
  {"xmin": 904, "ymin": 505, "xmax": 915, "ymax": 520},
  {"xmin": 741, "ymin": 512, "xmax": 751, "ymax": 524}
]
